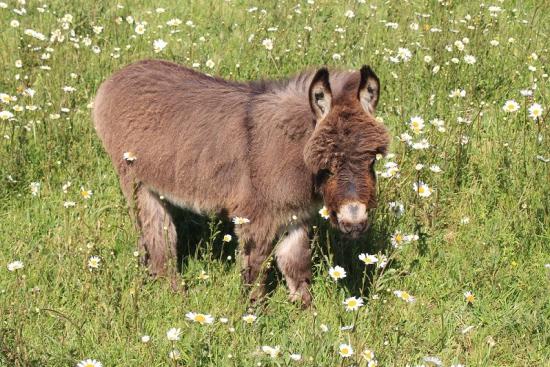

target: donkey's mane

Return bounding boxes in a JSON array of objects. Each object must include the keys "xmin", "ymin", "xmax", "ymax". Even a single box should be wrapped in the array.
[
  {"xmin": 246, "ymin": 72, "xmax": 314, "ymax": 95},
  {"xmin": 198, "ymin": 67, "xmax": 357, "ymax": 100}
]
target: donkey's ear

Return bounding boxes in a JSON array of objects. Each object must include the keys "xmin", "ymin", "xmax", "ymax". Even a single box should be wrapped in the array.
[
  {"xmin": 357, "ymin": 65, "xmax": 380, "ymax": 114},
  {"xmin": 309, "ymin": 68, "xmax": 332, "ymax": 121}
]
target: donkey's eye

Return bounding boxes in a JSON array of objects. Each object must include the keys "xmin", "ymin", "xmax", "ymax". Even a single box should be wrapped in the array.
[{"xmin": 315, "ymin": 169, "xmax": 331, "ymax": 187}]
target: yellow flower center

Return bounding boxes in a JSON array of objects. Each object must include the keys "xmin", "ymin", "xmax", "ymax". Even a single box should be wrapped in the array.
[
  {"xmin": 348, "ymin": 300, "xmax": 357, "ymax": 308},
  {"xmin": 395, "ymin": 234, "xmax": 403, "ymax": 243},
  {"xmin": 505, "ymin": 103, "xmax": 517, "ymax": 112},
  {"xmin": 244, "ymin": 316, "xmax": 254, "ymax": 323},
  {"xmin": 195, "ymin": 314, "xmax": 206, "ymax": 323},
  {"xmin": 341, "ymin": 348, "xmax": 349, "ymax": 354},
  {"xmin": 401, "ymin": 292, "xmax": 410, "ymax": 300},
  {"xmin": 418, "ymin": 186, "xmax": 425, "ymax": 194}
]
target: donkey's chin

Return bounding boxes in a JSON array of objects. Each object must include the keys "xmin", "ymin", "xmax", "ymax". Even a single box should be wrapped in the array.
[{"xmin": 337, "ymin": 221, "xmax": 369, "ymax": 239}]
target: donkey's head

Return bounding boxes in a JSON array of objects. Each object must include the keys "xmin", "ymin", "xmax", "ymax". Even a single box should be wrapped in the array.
[{"xmin": 304, "ymin": 66, "xmax": 390, "ymax": 238}]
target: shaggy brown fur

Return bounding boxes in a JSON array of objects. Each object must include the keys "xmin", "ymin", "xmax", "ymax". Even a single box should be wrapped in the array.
[{"xmin": 93, "ymin": 60, "xmax": 389, "ymax": 307}]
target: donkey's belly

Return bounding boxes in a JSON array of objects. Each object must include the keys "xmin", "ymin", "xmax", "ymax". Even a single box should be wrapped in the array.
[{"xmin": 158, "ymin": 191, "xmax": 220, "ymax": 216}]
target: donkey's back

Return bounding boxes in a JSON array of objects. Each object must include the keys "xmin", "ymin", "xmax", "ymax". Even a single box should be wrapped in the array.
[{"xmin": 93, "ymin": 60, "xmax": 254, "ymax": 214}]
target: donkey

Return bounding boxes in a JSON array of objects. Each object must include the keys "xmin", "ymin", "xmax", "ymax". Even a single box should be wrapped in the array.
[{"xmin": 93, "ymin": 60, "xmax": 389, "ymax": 307}]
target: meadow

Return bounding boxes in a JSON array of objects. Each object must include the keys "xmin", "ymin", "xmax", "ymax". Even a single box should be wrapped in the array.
[{"xmin": 1, "ymin": 0, "xmax": 549, "ymax": 366}]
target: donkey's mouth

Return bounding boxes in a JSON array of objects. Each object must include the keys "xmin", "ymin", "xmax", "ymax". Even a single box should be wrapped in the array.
[{"xmin": 338, "ymin": 221, "xmax": 369, "ymax": 238}]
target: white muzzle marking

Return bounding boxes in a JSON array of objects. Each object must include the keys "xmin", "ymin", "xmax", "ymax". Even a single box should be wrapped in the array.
[{"xmin": 336, "ymin": 201, "xmax": 368, "ymax": 224}]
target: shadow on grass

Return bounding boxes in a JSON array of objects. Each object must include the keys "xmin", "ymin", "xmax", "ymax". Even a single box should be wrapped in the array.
[
  {"xmin": 165, "ymin": 204, "xmax": 238, "ymax": 273},
  {"xmin": 312, "ymin": 209, "xmax": 396, "ymax": 299},
  {"xmin": 158, "ymin": 203, "xmax": 397, "ymax": 307}
]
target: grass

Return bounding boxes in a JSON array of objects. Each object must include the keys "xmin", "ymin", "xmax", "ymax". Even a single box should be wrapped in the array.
[{"xmin": 1, "ymin": 0, "xmax": 549, "ymax": 366}]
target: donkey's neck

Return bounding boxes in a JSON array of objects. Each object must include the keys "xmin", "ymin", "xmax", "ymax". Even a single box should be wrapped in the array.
[{"xmin": 241, "ymin": 70, "xmax": 358, "ymax": 220}]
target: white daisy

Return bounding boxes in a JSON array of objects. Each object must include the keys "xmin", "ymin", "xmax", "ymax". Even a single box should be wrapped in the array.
[
  {"xmin": 185, "ymin": 312, "xmax": 214, "ymax": 325},
  {"xmin": 339, "ymin": 343, "xmax": 354, "ymax": 358},
  {"xmin": 528, "ymin": 103, "xmax": 543, "ymax": 120},
  {"xmin": 520, "ymin": 89, "xmax": 533, "ymax": 97},
  {"xmin": 502, "ymin": 100, "xmax": 520, "ymax": 113},
  {"xmin": 205, "ymin": 59, "xmax": 215, "ymax": 69},
  {"xmin": 464, "ymin": 54, "xmax": 476, "ymax": 64},
  {"xmin": 424, "ymin": 356, "xmax": 443, "ymax": 366},
  {"xmin": 77, "ymin": 359, "xmax": 102, "ymax": 367},
  {"xmin": 328, "ymin": 265, "xmax": 347, "ymax": 281},
  {"xmin": 393, "ymin": 290, "xmax": 416, "ymax": 303},
  {"xmin": 30, "ymin": 182, "xmax": 40, "ymax": 196},
  {"xmin": 262, "ymin": 38, "xmax": 273, "ymax": 51},
  {"xmin": 88, "ymin": 256, "xmax": 101, "ymax": 269},
  {"xmin": 242, "ymin": 314, "xmax": 257, "ymax": 324},
  {"xmin": 261, "ymin": 345, "xmax": 280, "ymax": 358},
  {"xmin": 319, "ymin": 206, "xmax": 330, "ymax": 219},
  {"xmin": 409, "ymin": 116, "xmax": 424, "ymax": 134},
  {"xmin": 232, "ymin": 217, "xmax": 250, "ymax": 225},
  {"xmin": 134, "ymin": 23, "xmax": 146, "ymax": 35},
  {"xmin": 358, "ymin": 253, "xmax": 378, "ymax": 265},
  {"xmin": 0, "ymin": 110, "xmax": 14, "ymax": 120},
  {"xmin": 449, "ymin": 89, "xmax": 466, "ymax": 98},
  {"xmin": 429, "ymin": 165, "xmax": 442, "ymax": 173},
  {"xmin": 413, "ymin": 181, "xmax": 432, "ymax": 198},
  {"xmin": 153, "ymin": 39, "xmax": 167, "ymax": 53},
  {"xmin": 388, "ymin": 201, "xmax": 404, "ymax": 217},
  {"xmin": 361, "ymin": 348, "xmax": 375, "ymax": 361},
  {"xmin": 80, "ymin": 188, "xmax": 93, "ymax": 200},
  {"xmin": 343, "ymin": 296, "xmax": 363, "ymax": 311},
  {"xmin": 166, "ymin": 327, "xmax": 181, "ymax": 341},
  {"xmin": 7, "ymin": 260, "xmax": 24, "ymax": 271},
  {"xmin": 289, "ymin": 353, "xmax": 301, "ymax": 361},
  {"xmin": 464, "ymin": 291, "xmax": 475, "ymax": 304},
  {"xmin": 397, "ymin": 47, "xmax": 412, "ymax": 62}
]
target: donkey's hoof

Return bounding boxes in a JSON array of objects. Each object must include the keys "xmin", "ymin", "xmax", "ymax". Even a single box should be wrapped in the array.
[
  {"xmin": 248, "ymin": 285, "xmax": 267, "ymax": 305},
  {"xmin": 170, "ymin": 277, "xmax": 181, "ymax": 292},
  {"xmin": 289, "ymin": 289, "xmax": 312, "ymax": 309}
]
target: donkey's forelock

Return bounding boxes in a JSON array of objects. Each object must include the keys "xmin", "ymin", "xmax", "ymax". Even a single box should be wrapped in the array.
[{"xmin": 303, "ymin": 65, "xmax": 390, "ymax": 237}]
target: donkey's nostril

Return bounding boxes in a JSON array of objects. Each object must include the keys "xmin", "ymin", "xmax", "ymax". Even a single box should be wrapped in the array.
[{"xmin": 342, "ymin": 222, "xmax": 353, "ymax": 233}]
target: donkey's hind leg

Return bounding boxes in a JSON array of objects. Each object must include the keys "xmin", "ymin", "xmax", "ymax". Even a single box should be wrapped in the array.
[{"xmin": 135, "ymin": 188, "xmax": 177, "ymax": 277}]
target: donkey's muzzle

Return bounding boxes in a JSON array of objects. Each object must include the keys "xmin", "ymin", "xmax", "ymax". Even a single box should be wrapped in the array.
[{"xmin": 336, "ymin": 202, "xmax": 369, "ymax": 238}]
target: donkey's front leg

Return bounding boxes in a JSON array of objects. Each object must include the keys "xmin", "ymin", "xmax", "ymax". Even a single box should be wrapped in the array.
[{"xmin": 275, "ymin": 224, "xmax": 312, "ymax": 307}]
